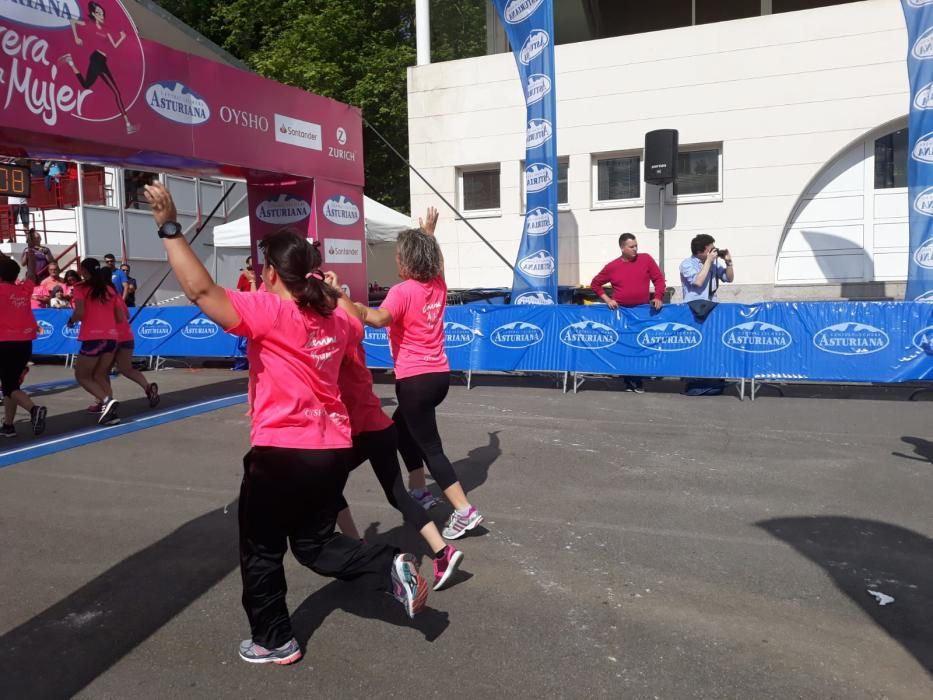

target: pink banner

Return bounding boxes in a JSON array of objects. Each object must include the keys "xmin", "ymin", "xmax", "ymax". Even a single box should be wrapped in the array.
[
  {"xmin": 246, "ymin": 180, "xmax": 316, "ymax": 271},
  {"xmin": 0, "ymin": 0, "xmax": 364, "ymax": 185},
  {"xmin": 312, "ymin": 179, "xmax": 367, "ymax": 302}
]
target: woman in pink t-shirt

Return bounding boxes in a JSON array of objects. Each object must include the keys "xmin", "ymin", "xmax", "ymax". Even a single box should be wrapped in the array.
[
  {"xmin": 143, "ymin": 183, "xmax": 428, "ymax": 666},
  {"xmin": 0, "ymin": 250, "xmax": 47, "ymax": 438},
  {"xmin": 325, "ymin": 273, "xmax": 463, "ymax": 592},
  {"xmin": 359, "ymin": 207, "xmax": 484, "ymax": 541},
  {"xmin": 68, "ymin": 258, "xmax": 123, "ymax": 426},
  {"xmin": 99, "ymin": 295, "xmax": 159, "ymax": 410}
]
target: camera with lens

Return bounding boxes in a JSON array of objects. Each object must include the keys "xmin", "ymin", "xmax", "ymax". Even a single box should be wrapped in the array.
[{"xmin": 713, "ymin": 247, "xmax": 729, "ymax": 259}]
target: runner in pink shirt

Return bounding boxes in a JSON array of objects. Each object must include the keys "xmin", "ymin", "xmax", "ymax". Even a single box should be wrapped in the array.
[
  {"xmin": 68, "ymin": 258, "xmax": 123, "ymax": 425},
  {"xmin": 99, "ymin": 295, "xmax": 159, "ymax": 410},
  {"xmin": 144, "ymin": 183, "xmax": 429, "ymax": 667},
  {"xmin": 0, "ymin": 249, "xmax": 47, "ymax": 438},
  {"xmin": 326, "ymin": 272, "xmax": 464, "ymax": 591},
  {"xmin": 359, "ymin": 207, "xmax": 484, "ymax": 541}
]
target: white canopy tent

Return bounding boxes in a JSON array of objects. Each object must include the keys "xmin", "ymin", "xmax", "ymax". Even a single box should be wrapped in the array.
[{"xmin": 211, "ymin": 195, "xmax": 411, "ymax": 287}]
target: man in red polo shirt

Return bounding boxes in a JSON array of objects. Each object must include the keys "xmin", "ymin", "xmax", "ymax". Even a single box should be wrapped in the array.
[{"xmin": 590, "ymin": 232, "xmax": 666, "ymax": 392}]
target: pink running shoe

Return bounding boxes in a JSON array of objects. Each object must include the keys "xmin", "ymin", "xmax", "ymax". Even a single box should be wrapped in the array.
[
  {"xmin": 432, "ymin": 545, "xmax": 464, "ymax": 591},
  {"xmin": 390, "ymin": 553, "xmax": 428, "ymax": 618}
]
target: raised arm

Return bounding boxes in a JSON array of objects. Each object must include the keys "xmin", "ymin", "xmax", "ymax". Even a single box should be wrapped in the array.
[
  {"xmin": 144, "ymin": 184, "xmax": 241, "ymax": 330},
  {"xmin": 108, "ymin": 30, "xmax": 126, "ymax": 49},
  {"xmin": 419, "ymin": 206, "xmax": 444, "ymax": 279}
]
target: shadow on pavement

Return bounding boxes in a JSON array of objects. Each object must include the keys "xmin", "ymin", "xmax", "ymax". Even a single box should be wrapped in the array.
[
  {"xmin": 892, "ymin": 436, "xmax": 933, "ymax": 464},
  {"xmin": 0, "ymin": 504, "xmax": 239, "ymax": 699},
  {"xmin": 757, "ymin": 516, "xmax": 933, "ymax": 677}
]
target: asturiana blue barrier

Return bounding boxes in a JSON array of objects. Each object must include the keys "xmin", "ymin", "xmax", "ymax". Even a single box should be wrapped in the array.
[{"xmin": 34, "ymin": 302, "xmax": 933, "ymax": 384}]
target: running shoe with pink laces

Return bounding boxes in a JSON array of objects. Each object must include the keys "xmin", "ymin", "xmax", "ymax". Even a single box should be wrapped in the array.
[
  {"xmin": 390, "ymin": 553, "xmax": 428, "ymax": 618},
  {"xmin": 442, "ymin": 506, "xmax": 484, "ymax": 540},
  {"xmin": 432, "ymin": 545, "xmax": 463, "ymax": 591}
]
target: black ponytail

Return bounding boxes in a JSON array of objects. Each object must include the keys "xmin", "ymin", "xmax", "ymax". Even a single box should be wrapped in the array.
[
  {"xmin": 78, "ymin": 257, "xmax": 113, "ymax": 302},
  {"xmin": 260, "ymin": 230, "xmax": 338, "ymax": 316}
]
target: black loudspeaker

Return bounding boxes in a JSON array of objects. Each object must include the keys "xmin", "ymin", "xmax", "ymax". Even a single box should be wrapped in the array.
[{"xmin": 644, "ymin": 129, "xmax": 679, "ymax": 185}]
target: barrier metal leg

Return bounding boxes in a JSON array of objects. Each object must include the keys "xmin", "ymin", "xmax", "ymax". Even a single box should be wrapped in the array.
[
  {"xmin": 562, "ymin": 371, "xmax": 568, "ymax": 394},
  {"xmin": 467, "ymin": 369, "xmax": 472, "ymax": 390},
  {"xmin": 739, "ymin": 377, "xmax": 745, "ymax": 401}
]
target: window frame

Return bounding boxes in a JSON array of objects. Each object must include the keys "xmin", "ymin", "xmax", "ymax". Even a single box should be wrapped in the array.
[
  {"xmin": 674, "ymin": 143, "xmax": 723, "ymax": 204},
  {"xmin": 591, "ymin": 150, "xmax": 644, "ymax": 210},
  {"xmin": 457, "ymin": 164, "xmax": 502, "ymax": 218}
]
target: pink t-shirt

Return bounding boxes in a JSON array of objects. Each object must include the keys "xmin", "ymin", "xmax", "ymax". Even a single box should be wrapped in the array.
[
  {"xmin": 115, "ymin": 297, "xmax": 133, "ymax": 343},
  {"xmin": 380, "ymin": 277, "xmax": 450, "ymax": 380},
  {"xmin": 0, "ymin": 279, "xmax": 38, "ymax": 342},
  {"xmin": 225, "ymin": 289, "xmax": 353, "ymax": 450},
  {"xmin": 72, "ymin": 284, "xmax": 120, "ymax": 341},
  {"xmin": 339, "ymin": 313, "xmax": 393, "ymax": 436}
]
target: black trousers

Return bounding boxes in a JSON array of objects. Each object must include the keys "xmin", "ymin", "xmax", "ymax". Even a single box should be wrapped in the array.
[
  {"xmin": 10, "ymin": 205, "xmax": 28, "ymax": 228},
  {"xmin": 339, "ymin": 425, "xmax": 431, "ymax": 531},
  {"xmin": 393, "ymin": 372, "xmax": 459, "ymax": 491},
  {"xmin": 0, "ymin": 341, "xmax": 31, "ymax": 395},
  {"xmin": 239, "ymin": 446, "xmax": 398, "ymax": 649}
]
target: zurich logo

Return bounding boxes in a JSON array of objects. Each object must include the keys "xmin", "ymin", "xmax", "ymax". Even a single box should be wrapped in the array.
[
  {"xmin": 514, "ymin": 291, "xmax": 555, "ymax": 305},
  {"xmin": 146, "ymin": 81, "xmax": 210, "ymax": 125},
  {"xmin": 912, "ymin": 131, "xmax": 933, "ymax": 163},
  {"xmin": 491, "ymin": 321, "xmax": 544, "ymax": 349},
  {"xmin": 4, "ymin": 0, "xmax": 80, "ymax": 29},
  {"xmin": 504, "ymin": 0, "xmax": 545, "ymax": 23},
  {"xmin": 518, "ymin": 250, "xmax": 556, "ymax": 278},
  {"xmin": 912, "ymin": 325, "xmax": 933, "ymax": 353},
  {"xmin": 915, "ymin": 290, "xmax": 933, "ymax": 303},
  {"xmin": 256, "ymin": 195, "xmax": 312, "ymax": 225},
  {"xmin": 525, "ymin": 163, "xmax": 553, "ymax": 193},
  {"xmin": 36, "ymin": 320, "xmax": 54, "ymax": 339},
  {"xmin": 914, "ymin": 83, "xmax": 933, "ymax": 111},
  {"xmin": 913, "ymin": 26, "xmax": 933, "ymax": 60},
  {"xmin": 526, "ymin": 119, "xmax": 552, "ymax": 150},
  {"xmin": 914, "ymin": 237, "xmax": 933, "ymax": 269},
  {"xmin": 519, "ymin": 30, "xmax": 550, "ymax": 65},
  {"xmin": 181, "ymin": 317, "xmax": 220, "ymax": 340},
  {"xmin": 138, "ymin": 318, "xmax": 173, "ymax": 340},
  {"xmin": 363, "ymin": 327, "xmax": 389, "ymax": 347},
  {"xmin": 61, "ymin": 323, "xmax": 80, "ymax": 339},
  {"xmin": 444, "ymin": 322, "xmax": 478, "ymax": 348},
  {"xmin": 525, "ymin": 74, "xmax": 551, "ymax": 106},
  {"xmin": 560, "ymin": 321, "xmax": 618, "ymax": 350},
  {"xmin": 323, "ymin": 196, "xmax": 360, "ymax": 226},
  {"xmin": 526, "ymin": 207, "xmax": 554, "ymax": 237},
  {"xmin": 722, "ymin": 322, "xmax": 792, "ymax": 353},
  {"xmin": 913, "ymin": 187, "xmax": 933, "ymax": 218},
  {"xmin": 636, "ymin": 322, "xmax": 702, "ymax": 352},
  {"xmin": 813, "ymin": 323, "xmax": 889, "ymax": 356}
]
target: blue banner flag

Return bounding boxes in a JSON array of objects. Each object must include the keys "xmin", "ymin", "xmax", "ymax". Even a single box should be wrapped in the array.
[
  {"xmin": 490, "ymin": 0, "xmax": 559, "ymax": 305},
  {"xmin": 901, "ymin": 0, "xmax": 933, "ymax": 301}
]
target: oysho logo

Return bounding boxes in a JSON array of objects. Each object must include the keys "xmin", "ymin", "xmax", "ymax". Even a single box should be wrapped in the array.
[
  {"xmin": 560, "ymin": 321, "xmax": 619, "ymax": 350},
  {"xmin": 219, "ymin": 106, "xmax": 269, "ymax": 132},
  {"xmin": 913, "ymin": 26, "xmax": 933, "ymax": 60},
  {"xmin": 813, "ymin": 323, "xmax": 889, "ymax": 356},
  {"xmin": 491, "ymin": 321, "xmax": 544, "ymax": 349},
  {"xmin": 504, "ymin": 0, "xmax": 545, "ymax": 23},
  {"xmin": 722, "ymin": 322, "xmax": 792, "ymax": 354},
  {"xmin": 525, "ymin": 207, "xmax": 554, "ymax": 237},
  {"xmin": 146, "ymin": 81, "xmax": 210, "ymax": 125},
  {"xmin": 913, "ymin": 187, "xmax": 933, "ymax": 218},
  {"xmin": 525, "ymin": 73, "xmax": 552, "ymax": 106},
  {"xmin": 181, "ymin": 317, "xmax": 219, "ymax": 340},
  {"xmin": 256, "ymin": 195, "xmax": 312, "ymax": 225},
  {"xmin": 519, "ymin": 30, "xmax": 550, "ymax": 65},
  {"xmin": 36, "ymin": 320, "xmax": 54, "ymax": 339},
  {"xmin": 3, "ymin": 0, "xmax": 80, "ymax": 29},
  {"xmin": 913, "ymin": 131, "xmax": 933, "ymax": 162},
  {"xmin": 138, "ymin": 318, "xmax": 173, "ymax": 339},
  {"xmin": 444, "ymin": 322, "xmax": 479, "ymax": 348},
  {"xmin": 274, "ymin": 114, "xmax": 322, "ymax": 151},
  {"xmin": 912, "ymin": 325, "xmax": 933, "ymax": 352},
  {"xmin": 518, "ymin": 250, "xmax": 556, "ymax": 278},
  {"xmin": 526, "ymin": 119, "xmax": 553, "ymax": 150},
  {"xmin": 914, "ymin": 237, "xmax": 933, "ymax": 269},
  {"xmin": 322, "ymin": 196, "xmax": 361, "ymax": 226},
  {"xmin": 914, "ymin": 83, "xmax": 933, "ymax": 110},
  {"xmin": 363, "ymin": 327, "xmax": 389, "ymax": 347},
  {"xmin": 525, "ymin": 163, "xmax": 553, "ymax": 193},
  {"xmin": 636, "ymin": 322, "xmax": 702, "ymax": 352},
  {"xmin": 514, "ymin": 291, "xmax": 555, "ymax": 305}
]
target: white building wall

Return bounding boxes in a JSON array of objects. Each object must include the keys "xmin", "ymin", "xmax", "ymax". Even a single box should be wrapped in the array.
[{"xmin": 407, "ymin": 0, "xmax": 909, "ymax": 299}]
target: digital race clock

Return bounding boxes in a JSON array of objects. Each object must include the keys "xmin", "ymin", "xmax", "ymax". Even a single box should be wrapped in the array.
[{"xmin": 0, "ymin": 164, "xmax": 31, "ymax": 198}]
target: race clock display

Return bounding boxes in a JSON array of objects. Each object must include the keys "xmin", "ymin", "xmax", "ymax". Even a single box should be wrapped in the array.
[{"xmin": 0, "ymin": 164, "xmax": 31, "ymax": 198}]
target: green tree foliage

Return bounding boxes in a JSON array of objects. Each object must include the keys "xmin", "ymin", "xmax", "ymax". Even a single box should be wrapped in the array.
[{"xmin": 154, "ymin": 0, "xmax": 486, "ymax": 211}]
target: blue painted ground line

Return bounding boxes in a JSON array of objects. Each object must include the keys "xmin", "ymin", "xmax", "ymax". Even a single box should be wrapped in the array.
[{"xmin": 0, "ymin": 393, "xmax": 248, "ymax": 469}]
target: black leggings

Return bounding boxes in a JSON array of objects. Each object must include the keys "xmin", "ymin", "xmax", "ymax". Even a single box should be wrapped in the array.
[
  {"xmin": 75, "ymin": 51, "xmax": 129, "ymax": 118},
  {"xmin": 239, "ymin": 446, "xmax": 398, "ymax": 649},
  {"xmin": 10, "ymin": 205, "xmax": 28, "ymax": 228},
  {"xmin": 0, "ymin": 341, "xmax": 31, "ymax": 396},
  {"xmin": 338, "ymin": 425, "xmax": 430, "ymax": 531},
  {"xmin": 393, "ymin": 372, "xmax": 459, "ymax": 491}
]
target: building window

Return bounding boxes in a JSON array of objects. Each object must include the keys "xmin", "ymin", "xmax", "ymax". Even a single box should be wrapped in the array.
[
  {"xmin": 874, "ymin": 129, "xmax": 907, "ymax": 190},
  {"xmin": 676, "ymin": 147, "xmax": 721, "ymax": 199},
  {"xmin": 594, "ymin": 153, "xmax": 641, "ymax": 205},
  {"xmin": 124, "ymin": 170, "xmax": 159, "ymax": 210},
  {"xmin": 520, "ymin": 158, "xmax": 569, "ymax": 209},
  {"xmin": 459, "ymin": 165, "xmax": 500, "ymax": 213}
]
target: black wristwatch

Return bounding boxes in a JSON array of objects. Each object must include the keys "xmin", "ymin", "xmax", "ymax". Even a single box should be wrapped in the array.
[{"xmin": 157, "ymin": 221, "xmax": 183, "ymax": 239}]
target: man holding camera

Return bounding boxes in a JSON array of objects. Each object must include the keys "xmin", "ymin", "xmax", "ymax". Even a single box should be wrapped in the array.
[{"xmin": 679, "ymin": 234, "xmax": 734, "ymax": 302}]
